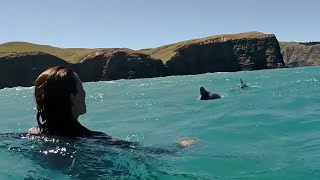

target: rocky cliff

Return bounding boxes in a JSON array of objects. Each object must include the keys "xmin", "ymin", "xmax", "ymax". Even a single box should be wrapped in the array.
[
  {"xmin": 75, "ymin": 49, "xmax": 167, "ymax": 81},
  {"xmin": 147, "ymin": 32, "xmax": 284, "ymax": 75},
  {"xmin": 280, "ymin": 42, "xmax": 320, "ymax": 67},
  {"xmin": 0, "ymin": 50, "xmax": 166, "ymax": 88},
  {"xmin": 0, "ymin": 32, "xmax": 286, "ymax": 89},
  {"xmin": 0, "ymin": 52, "xmax": 69, "ymax": 89}
]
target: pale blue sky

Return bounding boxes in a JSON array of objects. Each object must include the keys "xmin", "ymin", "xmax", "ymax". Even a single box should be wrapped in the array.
[{"xmin": 1, "ymin": 0, "xmax": 319, "ymax": 49}]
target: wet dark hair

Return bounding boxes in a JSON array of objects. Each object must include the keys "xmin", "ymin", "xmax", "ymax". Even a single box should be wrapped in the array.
[{"xmin": 34, "ymin": 66, "xmax": 78, "ymax": 135}]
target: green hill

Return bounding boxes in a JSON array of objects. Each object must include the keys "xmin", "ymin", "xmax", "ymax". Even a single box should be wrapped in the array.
[
  {"xmin": 0, "ymin": 42, "xmax": 110, "ymax": 63},
  {"xmin": 0, "ymin": 32, "xmax": 269, "ymax": 64}
]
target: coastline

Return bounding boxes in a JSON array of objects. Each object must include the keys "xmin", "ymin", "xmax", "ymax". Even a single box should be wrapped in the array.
[{"xmin": 0, "ymin": 32, "xmax": 285, "ymax": 89}]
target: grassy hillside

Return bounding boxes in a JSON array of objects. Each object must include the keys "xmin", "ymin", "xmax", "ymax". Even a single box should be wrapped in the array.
[
  {"xmin": 0, "ymin": 42, "xmax": 110, "ymax": 63},
  {"xmin": 138, "ymin": 31, "xmax": 270, "ymax": 63},
  {"xmin": 0, "ymin": 32, "xmax": 272, "ymax": 64}
]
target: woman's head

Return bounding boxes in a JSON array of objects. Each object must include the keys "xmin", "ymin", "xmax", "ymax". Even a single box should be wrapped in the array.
[{"xmin": 34, "ymin": 66, "xmax": 86, "ymax": 134}]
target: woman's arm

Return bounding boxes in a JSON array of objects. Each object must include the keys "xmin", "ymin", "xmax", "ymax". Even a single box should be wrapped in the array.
[{"xmin": 90, "ymin": 134, "xmax": 195, "ymax": 154}]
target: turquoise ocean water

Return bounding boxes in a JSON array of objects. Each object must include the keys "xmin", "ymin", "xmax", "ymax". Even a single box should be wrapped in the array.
[{"xmin": 0, "ymin": 66, "xmax": 320, "ymax": 179}]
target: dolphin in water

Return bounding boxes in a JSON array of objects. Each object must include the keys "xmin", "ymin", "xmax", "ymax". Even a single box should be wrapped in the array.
[
  {"xmin": 199, "ymin": 87, "xmax": 221, "ymax": 100},
  {"xmin": 239, "ymin": 78, "xmax": 248, "ymax": 89}
]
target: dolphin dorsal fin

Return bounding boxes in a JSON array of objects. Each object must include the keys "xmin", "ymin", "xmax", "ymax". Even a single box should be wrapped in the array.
[{"xmin": 200, "ymin": 87, "xmax": 208, "ymax": 96}]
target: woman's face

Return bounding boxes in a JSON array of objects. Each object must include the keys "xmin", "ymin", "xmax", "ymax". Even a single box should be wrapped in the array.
[{"xmin": 70, "ymin": 73, "xmax": 87, "ymax": 119}]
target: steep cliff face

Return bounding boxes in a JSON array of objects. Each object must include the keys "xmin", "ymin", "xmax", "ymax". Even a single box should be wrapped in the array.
[
  {"xmin": 72, "ymin": 51, "xmax": 104, "ymax": 83},
  {"xmin": 75, "ymin": 49, "xmax": 167, "ymax": 81},
  {"xmin": 0, "ymin": 52, "xmax": 69, "ymax": 89},
  {"xmin": 0, "ymin": 32, "xmax": 287, "ymax": 89},
  {"xmin": 0, "ymin": 49, "xmax": 167, "ymax": 89},
  {"xmin": 165, "ymin": 34, "xmax": 284, "ymax": 75},
  {"xmin": 280, "ymin": 42, "xmax": 320, "ymax": 67}
]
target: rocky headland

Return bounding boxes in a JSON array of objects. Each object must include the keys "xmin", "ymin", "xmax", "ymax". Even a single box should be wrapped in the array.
[
  {"xmin": 280, "ymin": 42, "xmax": 320, "ymax": 67},
  {"xmin": 0, "ymin": 32, "xmax": 287, "ymax": 89}
]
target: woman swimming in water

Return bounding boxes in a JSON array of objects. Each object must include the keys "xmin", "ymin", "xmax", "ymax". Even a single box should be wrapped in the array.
[
  {"xmin": 28, "ymin": 66, "xmax": 194, "ymax": 147},
  {"xmin": 28, "ymin": 66, "xmax": 101, "ymax": 137}
]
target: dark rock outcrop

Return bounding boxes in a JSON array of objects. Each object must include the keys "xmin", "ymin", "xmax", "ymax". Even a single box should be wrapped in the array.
[
  {"xmin": 0, "ymin": 52, "xmax": 68, "ymax": 89},
  {"xmin": 280, "ymin": 42, "xmax": 320, "ymax": 67},
  {"xmin": 75, "ymin": 49, "xmax": 167, "ymax": 81},
  {"xmin": 298, "ymin": 42, "xmax": 320, "ymax": 46},
  {"xmin": 166, "ymin": 34, "xmax": 284, "ymax": 75}
]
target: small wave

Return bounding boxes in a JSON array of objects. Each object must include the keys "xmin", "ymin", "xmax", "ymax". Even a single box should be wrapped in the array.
[
  {"xmin": 103, "ymin": 81, "xmax": 116, "ymax": 84},
  {"xmin": 138, "ymin": 84, "xmax": 147, "ymax": 87},
  {"xmin": 14, "ymin": 86, "xmax": 34, "ymax": 91}
]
